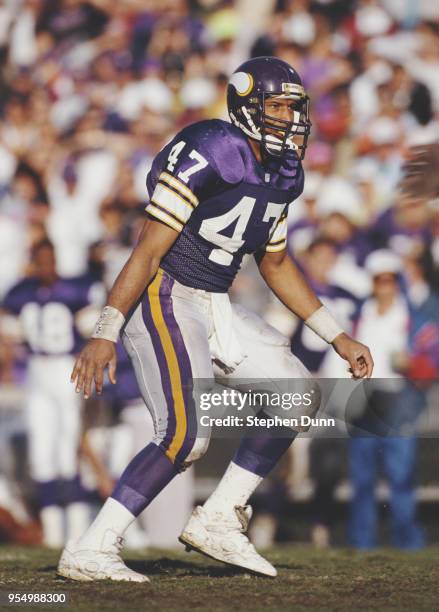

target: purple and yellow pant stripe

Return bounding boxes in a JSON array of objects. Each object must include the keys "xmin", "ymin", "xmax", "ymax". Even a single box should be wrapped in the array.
[{"xmin": 141, "ymin": 268, "xmax": 198, "ymax": 469}]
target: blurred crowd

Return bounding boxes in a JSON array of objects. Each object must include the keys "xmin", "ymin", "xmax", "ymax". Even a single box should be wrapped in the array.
[{"xmin": 0, "ymin": 0, "xmax": 439, "ymax": 551}]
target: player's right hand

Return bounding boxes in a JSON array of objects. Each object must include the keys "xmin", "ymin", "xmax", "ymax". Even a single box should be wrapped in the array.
[{"xmin": 71, "ymin": 338, "xmax": 117, "ymax": 399}]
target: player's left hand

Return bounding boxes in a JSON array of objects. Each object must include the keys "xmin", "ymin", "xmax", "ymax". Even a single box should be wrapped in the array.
[
  {"xmin": 71, "ymin": 338, "xmax": 117, "ymax": 399},
  {"xmin": 332, "ymin": 333, "xmax": 374, "ymax": 379}
]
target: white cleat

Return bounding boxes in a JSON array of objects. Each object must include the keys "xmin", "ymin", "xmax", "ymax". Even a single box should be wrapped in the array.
[
  {"xmin": 57, "ymin": 530, "xmax": 150, "ymax": 583},
  {"xmin": 179, "ymin": 505, "xmax": 277, "ymax": 577}
]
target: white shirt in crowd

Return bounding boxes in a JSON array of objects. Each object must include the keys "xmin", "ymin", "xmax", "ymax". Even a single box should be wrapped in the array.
[{"xmin": 356, "ymin": 295, "xmax": 409, "ymax": 379}]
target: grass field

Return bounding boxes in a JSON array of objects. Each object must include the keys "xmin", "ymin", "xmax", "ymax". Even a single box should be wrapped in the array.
[{"xmin": 0, "ymin": 546, "xmax": 438, "ymax": 611}]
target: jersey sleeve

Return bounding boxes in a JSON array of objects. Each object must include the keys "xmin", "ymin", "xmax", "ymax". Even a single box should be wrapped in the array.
[
  {"xmin": 264, "ymin": 212, "xmax": 288, "ymax": 252},
  {"xmin": 145, "ymin": 139, "xmax": 214, "ymax": 233},
  {"xmin": 145, "ymin": 121, "xmax": 244, "ymax": 233}
]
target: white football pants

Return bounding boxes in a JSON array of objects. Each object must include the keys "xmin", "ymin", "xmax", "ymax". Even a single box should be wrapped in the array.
[
  {"xmin": 26, "ymin": 355, "xmax": 81, "ymax": 482},
  {"xmin": 123, "ymin": 269, "xmax": 319, "ymax": 471}
]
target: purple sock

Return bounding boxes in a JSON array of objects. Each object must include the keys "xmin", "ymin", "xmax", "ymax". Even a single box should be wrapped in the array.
[
  {"xmin": 112, "ymin": 443, "xmax": 179, "ymax": 517},
  {"xmin": 233, "ymin": 412, "xmax": 297, "ymax": 477}
]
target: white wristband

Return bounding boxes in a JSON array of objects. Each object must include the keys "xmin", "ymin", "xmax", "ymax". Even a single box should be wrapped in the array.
[
  {"xmin": 305, "ymin": 305, "xmax": 344, "ymax": 344},
  {"xmin": 91, "ymin": 306, "xmax": 125, "ymax": 343}
]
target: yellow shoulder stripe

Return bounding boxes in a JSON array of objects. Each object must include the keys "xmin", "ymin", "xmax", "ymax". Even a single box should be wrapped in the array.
[
  {"xmin": 159, "ymin": 172, "xmax": 199, "ymax": 206},
  {"xmin": 145, "ymin": 204, "xmax": 183, "ymax": 233}
]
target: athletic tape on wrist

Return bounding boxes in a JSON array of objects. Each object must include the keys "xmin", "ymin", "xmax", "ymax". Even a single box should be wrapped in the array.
[
  {"xmin": 305, "ymin": 305, "xmax": 344, "ymax": 344},
  {"xmin": 91, "ymin": 305, "xmax": 125, "ymax": 343}
]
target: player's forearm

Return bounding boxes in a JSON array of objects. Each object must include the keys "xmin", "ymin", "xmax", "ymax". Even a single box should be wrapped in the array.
[
  {"xmin": 106, "ymin": 251, "xmax": 161, "ymax": 316},
  {"xmin": 105, "ymin": 218, "xmax": 178, "ymax": 316},
  {"xmin": 91, "ymin": 219, "xmax": 179, "ymax": 342},
  {"xmin": 259, "ymin": 253, "xmax": 322, "ymax": 320},
  {"xmin": 90, "ymin": 251, "xmax": 160, "ymax": 343},
  {"xmin": 260, "ymin": 252, "xmax": 346, "ymax": 345}
]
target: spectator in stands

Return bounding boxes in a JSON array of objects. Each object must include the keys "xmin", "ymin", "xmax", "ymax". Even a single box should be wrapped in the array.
[{"xmin": 348, "ymin": 249, "xmax": 425, "ymax": 549}]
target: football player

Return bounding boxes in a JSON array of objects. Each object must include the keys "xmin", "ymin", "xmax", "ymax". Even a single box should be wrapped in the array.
[
  {"xmin": 2, "ymin": 239, "xmax": 104, "ymax": 547},
  {"xmin": 58, "ymin": 57, "xmax": 373, "ymax": 582}
]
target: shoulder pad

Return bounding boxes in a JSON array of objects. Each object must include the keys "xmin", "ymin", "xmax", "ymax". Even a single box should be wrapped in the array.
[{"xmin": 178, "ymin": 120, "xmax": 246, "ymax": 185}]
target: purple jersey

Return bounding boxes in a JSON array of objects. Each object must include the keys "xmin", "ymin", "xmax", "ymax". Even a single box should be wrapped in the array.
[
  {"xmin": 2, "ymin": 275, "xmax": 102, "ymax": 356},
  {"xmin": 146, "ymin": 119, "xmax": 304, "ymax": 292},
  {"xmin": 291, "ymin": 280, "xmax": 360, "ymax": 373}
]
